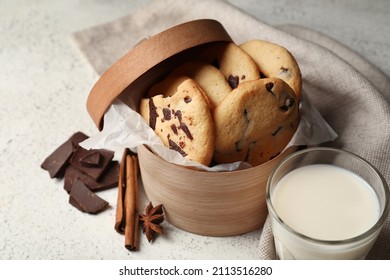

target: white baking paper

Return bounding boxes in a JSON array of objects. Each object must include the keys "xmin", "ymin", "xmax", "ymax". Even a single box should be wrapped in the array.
[{"xmin": 80, "ymin": 90, "xmax": 337, "ymax": 171}]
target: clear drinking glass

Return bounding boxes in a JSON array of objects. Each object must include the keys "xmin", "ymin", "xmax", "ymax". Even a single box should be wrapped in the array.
[{"xmin": 266, "ymin": 147, "xmax": 389, "ymax": 260}]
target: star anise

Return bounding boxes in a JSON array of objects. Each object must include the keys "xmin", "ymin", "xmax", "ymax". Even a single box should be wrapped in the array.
[{"xmin": 139, "ymin": 202, "xmax": 164, "ymax": 242}]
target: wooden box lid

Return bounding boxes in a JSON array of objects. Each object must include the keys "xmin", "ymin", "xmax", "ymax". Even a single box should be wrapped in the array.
[{"xmin": 86, "ymin": 19, "xmax": 232, "ymax": 129}]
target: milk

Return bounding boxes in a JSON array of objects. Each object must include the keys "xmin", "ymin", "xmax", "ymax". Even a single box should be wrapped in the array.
[{"xmin": 270, "ymin": 164, "xmax": 381, "ymax": 259}]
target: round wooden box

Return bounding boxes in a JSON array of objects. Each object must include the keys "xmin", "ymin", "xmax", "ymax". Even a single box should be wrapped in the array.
[{"xmin": 87, "ymin": 19, "xmax": 298, "ymax": 236}]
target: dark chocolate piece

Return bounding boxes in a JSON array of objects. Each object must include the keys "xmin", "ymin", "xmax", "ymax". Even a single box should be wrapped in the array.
[
  {"xmin": 280, "ymin": 97, "xmax": 295, "ymax": 112},
  {"xmin": 69, "ymin": 132, "xmax": 89, "ymax": 148},
  {"xmin": 64, "ymin": 161, "xmax": 119, "ymax": 193},
  {"xmin": 80, "ymin": 150, "xmax": 101, "ymax": 167},
  {"xmin": 265, "ymin": 82, "xmax": 274, "ymax": 95},
  {"xmin": 179, "ymin": 123, "xmax": 193, "ymax": 140},
  {"xmin": 69, "ymin": 179, "xmax": 109, "ymax": 214},
  {"xmin": 168, "ymin": 138, "xmax": 187, "ymax": 157},
  {"xmin": 170, "ymin": 124, "xmax": 178, "ymax": 135},
  {"xmin": 183, "ymin": 96, "xmax": 192, "ymax": 103},
  {"xmin": 41, "ymin": 131, "xmax": 90, "ymax": 178},
  {"xmin": 69, "ymin": 147, "xmax": 114, "ymax": 180},
  {"xmin": 149, "ymin": 98, "xmax": 158, "ymax": 130},
  {"xmin": 41, "ymin": 139, "xmax": 74, "ymax": 179},
  {"xmin": 272, "ymin": 126, "xmax": 283, "ymax": 136},
  {"xmin": 162, "ymin": 108, "xmax": 171, "ymax": 120},
  {"xmin": 228, "ymin": 74, "xmax": 239, "ymax": 89}
]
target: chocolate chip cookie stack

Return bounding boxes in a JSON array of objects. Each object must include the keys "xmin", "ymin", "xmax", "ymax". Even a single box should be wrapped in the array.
[{"xmin": 140, "ymin": 40, "xmax": 302, "ymax": 167}]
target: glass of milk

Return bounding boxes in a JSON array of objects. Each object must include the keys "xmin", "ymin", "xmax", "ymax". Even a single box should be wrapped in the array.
[{"xmin": 266, "ymin": 147, "xmax": 389, "ymax": 260}]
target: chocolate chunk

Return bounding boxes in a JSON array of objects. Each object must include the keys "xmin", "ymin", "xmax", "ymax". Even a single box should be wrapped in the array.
[
  {"xmin": 280, "ymin": 67, "xmax": 288, "ymax": 73},
  {"xmin": 80, "ymin": 150, "xmax": 101, "ymax": 167},
  {"xmin": 69, "ymin": 147, "xmax": 114, "ymax": 180},
  {"xmin": 41, "ymin": 139, "xmax": 74, "ymax": 179},
  {"xmin": 168, "ymin": 138, "xmax": 187, "ymax": 157},
  {"xmin": 241, "ymin": 75, "xmax": 246, "ymax": 80},
  {"xmin": 149, "ymin": 99, "xmax": 158, "ymax": 130},
  {"xmin": 228, "ymin": 74, "xmax": 239, "ymax": 89},
  {"xmin": 170, "ymin": 124, "xmax": 178, "ymax": 135},
  {"xmin": 69, "ymin": 179, "xmax": 109, "ymax": 214},
  {"xmin": 64, "ymin": 161, "xmax": 119, "ymax": 193},
  {"xmin": 162, "ymin": 108, "xmax": 171, "ymax": 120},
  {"xmin": 280, "ymin": 97, "xmax": 295, "ymax": 111},
  {"xmin": 179, "ymin": 123, "xmax": 193, "ymax": 140},
  {"xmin": 272, "ymin": 126, "xmax": 283, "ymax": 136},
  {"xmin": 184, "ymin": 96, "xmax": 192, "ymax": 103},
  {"xmin": 174, "ymin": 110, "xmax": 182, "ymax": 122},
  {"xmin": 265, "ymin": 82, "xmax": 274, "ymax": 95}
]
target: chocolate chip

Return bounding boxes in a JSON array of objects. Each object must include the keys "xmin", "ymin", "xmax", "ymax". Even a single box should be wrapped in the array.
[
  {"xmin": 265, "ymin": 82, "xmax": 274, "ymax": 94},
  {"xmin": 162, "ymin": 107, "xmax": 171, "ymax": 120},
  {"xmin": 272, "ymin": 126, "xmax": 283, "ymax": 136},
  {"xmin": 148, "ymin": 99, "xmax": 158, "ymax": 130},
  {"xmin": 228, "ymin": 75, "xmax": 240, "ymax": 89},
  {"xmin": 241, "ymin": 75, "xmax": 246, "ymax": 80},
  {"xmin": 179, "ymin": 123, "xmax": 193, "ymax": 140},
  {"xmin": 174, "ymin": 110, "xmax": 182, "ymax": 122},
  {"xmin": 170, "ymin": 124, "xmax": 178, "ymax": 135},
  {"xmin": 280, "ymin": 97, "xmax": 295, "ymax": 111},
  {"xmin": 184, "ymin": 96, "xmax": 192, "ymax": 103},
  {"xmin": 168, "ymin": 138, "xmax": 187, "ymax": 157},
  {"xmin": 280, "ymin": 67, "xmax": 288, "ymax": 73}
]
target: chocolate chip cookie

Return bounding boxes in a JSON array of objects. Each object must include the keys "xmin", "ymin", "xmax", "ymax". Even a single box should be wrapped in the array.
[
  {"xmin": 213, "ymin": 77, "xmax": 300, "ymax": 166},
  {"xmin": 140, "ymin": 78, "xmax": 215, "ymax": 166}
]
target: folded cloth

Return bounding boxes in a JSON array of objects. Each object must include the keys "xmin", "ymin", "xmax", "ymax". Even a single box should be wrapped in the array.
[{"xmin": 73, "ymin": 0, "xmax": 390, "ymax": 259}]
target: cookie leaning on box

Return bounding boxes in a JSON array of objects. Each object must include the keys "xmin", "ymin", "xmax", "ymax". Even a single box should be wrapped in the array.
[
  {"xmin": 213, "ymin": 78, "xmax": 300, "ymax": 166},
  {"xmin": 140, "ymin": 78, "xmax": 215, "ymax": 166},
  {"xmin": 240, "ymin": 40, "xmax": 302, "ymax": 99}
]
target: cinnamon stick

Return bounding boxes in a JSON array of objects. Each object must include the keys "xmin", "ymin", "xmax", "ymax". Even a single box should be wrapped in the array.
[
  {"xmin": 114, "ymin": 148, "xmax": 140, "ymax": 251},
  {"xmin": 114, "ymin": 148, "xmax": 128, "ymax": 233},
  {"xmin": 132, "ymin": 154, "xmax": 140, "ymax": 250},
  {"xmin": 124, "ymin": 154, "xmax": 136, "ymax": 250}
]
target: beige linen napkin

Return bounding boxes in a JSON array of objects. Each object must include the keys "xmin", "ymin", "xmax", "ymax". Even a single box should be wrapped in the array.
[{"xmin": 73, "ymin": 0, "xmax": 390, "ymax": 259}]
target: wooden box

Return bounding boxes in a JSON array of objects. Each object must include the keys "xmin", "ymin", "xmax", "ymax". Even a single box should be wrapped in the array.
[{"xmin": 87, "ymin": 19, "xmax": 297, "ymax": 236}]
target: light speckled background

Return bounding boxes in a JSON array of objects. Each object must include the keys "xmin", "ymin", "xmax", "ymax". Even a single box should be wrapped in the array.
[{"xmin": 1, "ymin": 0, "xmax": 389, "ymax": 259}]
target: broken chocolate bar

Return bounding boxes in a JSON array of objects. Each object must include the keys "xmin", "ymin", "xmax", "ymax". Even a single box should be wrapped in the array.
[
  {"xmin": 69, "ymin": 179, "xmax": 109, "ymax": 214},
  {"xmin": 64, "ymin": 161, "xmax": 119, "ymax": 193},
  {"xmin": 41, "ymin": 132, "xmax": 89, "ymax": 178},
  {"xmin": 41, "ymin": 140, "xmax": 74, "ymax": 179},
  {"xmin": 80, "ymin": 150, "xmax": 101, "ymax": 167},
  {"xmin": 69, "ymin": 147, "xmax": 114, "ymax": 180}
]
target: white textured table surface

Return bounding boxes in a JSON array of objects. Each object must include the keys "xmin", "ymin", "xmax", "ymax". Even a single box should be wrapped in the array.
[{"xmin": 1, "ymin": 0, "xmax": 389, "ymax": 260}]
